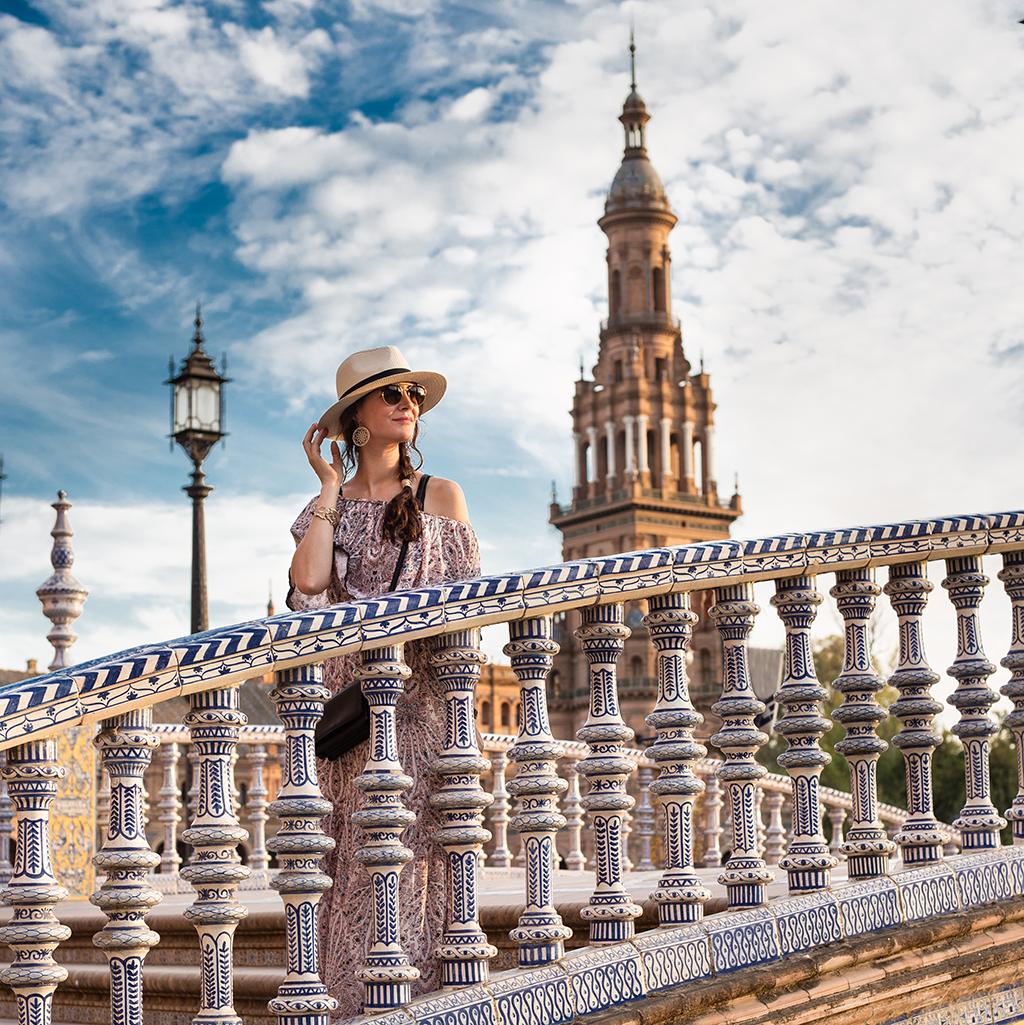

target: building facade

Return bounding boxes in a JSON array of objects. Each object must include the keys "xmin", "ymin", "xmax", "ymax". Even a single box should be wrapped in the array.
[{"xmin": 547, "ymin": 64, "xmax": 751, "ymax": 744}]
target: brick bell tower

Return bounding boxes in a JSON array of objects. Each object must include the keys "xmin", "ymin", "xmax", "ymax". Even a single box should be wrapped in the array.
[{"xmin": 547, "ymin": 41, "xmax": 742, "ymax": 744}]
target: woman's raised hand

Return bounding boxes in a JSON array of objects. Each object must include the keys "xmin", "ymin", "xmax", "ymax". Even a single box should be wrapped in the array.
[{"xmin": 303, "ymin": 424, "xmax": 344, "ymax": 492}]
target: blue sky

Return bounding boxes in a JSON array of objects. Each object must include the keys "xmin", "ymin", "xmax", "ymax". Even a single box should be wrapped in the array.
[{"xmin": 1, "ymin": 0, "xmax": 1023, "ymax": 682}]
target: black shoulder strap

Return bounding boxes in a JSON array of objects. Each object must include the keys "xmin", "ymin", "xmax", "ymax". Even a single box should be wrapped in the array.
[{"xmin": 389, "ymin": 474, "xmax": 430, "ymax": 592}]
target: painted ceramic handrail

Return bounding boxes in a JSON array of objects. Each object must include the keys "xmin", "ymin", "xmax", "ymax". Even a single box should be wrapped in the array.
[{"xmin": 0, "ymin": 509, "xmax": 1019, "ymax": 752}]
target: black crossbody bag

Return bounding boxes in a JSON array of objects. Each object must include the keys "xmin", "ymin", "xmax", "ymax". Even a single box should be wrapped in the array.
[{"xmin": 313, "ymin": 474, "xmax": 431, "ymax": 761}]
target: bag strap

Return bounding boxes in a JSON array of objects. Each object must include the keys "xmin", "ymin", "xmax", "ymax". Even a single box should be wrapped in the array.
[{"xmin": 388, "ymin": 474, "xmax": 430, "ymax": 592}]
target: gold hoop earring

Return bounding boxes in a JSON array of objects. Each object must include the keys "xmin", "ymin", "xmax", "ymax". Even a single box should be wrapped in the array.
[{"xmin": 352, "ymin": 425, "xmax": 370, "ymax": 447}]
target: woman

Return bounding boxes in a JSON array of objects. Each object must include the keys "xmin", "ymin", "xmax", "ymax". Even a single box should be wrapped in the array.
[{"xmin": 286, "ymin": 345, "xmax": 480, "ymax": 1017}]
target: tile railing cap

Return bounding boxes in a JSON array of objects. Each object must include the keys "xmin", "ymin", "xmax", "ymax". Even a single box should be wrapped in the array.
[{"xmin": 0, "ymin": 507, "xmax": 1019, "ymax": 749}]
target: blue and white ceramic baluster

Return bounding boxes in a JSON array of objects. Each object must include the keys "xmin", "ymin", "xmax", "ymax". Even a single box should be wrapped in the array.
[
  {"xmin": 575, "ymin": 603, "xmax": 643, "ymax": 943},
  {"xmin": 999, "ymin": 551, "xmax": 1024, "ymax": 842},
  {"xmin": 560, "ymin": 759, "xmax": 586, "ymax": 871},
  {"xmin": 771, "ymin": 576, "xmax": 837, "ymax": 893},
  {"xmin": 430, "ymin": 629, "xmax": 497, "ymax": 987},
  {"xmin": 504, "ymin": 617, "xmax": 573, "ymax": 966},
  {"xmin": 486, "ymin": 750, "xmax": 513, "ymax": 868},
  {"xmin": 702, "ymin": 773, "xmax": 723, "ymax": 868},
  {"xmin": 831, "ymin": 569, "xmax": 897, "ymax": 878},
  {"xmin": 91, "ymin": 710, "xmax": 162, "ymax": 1025},
  {"xmin": 709, "ymin": 584, "xmax": 773, "ymax": 908},
  {"xmin": 353, "ymin": 645, "xmax": 419, "ymax": 1011},
  {"xmin": 884, "ymin": 562, "xmax": 949, "ymax": 865},
  {"xmin": 633, "ymin": 765, "xmax": 657, "ymax": 872},
  {"xmin": 182, "ymin": 686, "xmax": 250, "ymax": 1025},
  {"xmin": 643, "ymin": 592, "xmax": 710, "ymax": 923},
  {"xmin": 157, "ymin": 740, "xmax": 182, "ymax": 877},
  {"xmin": 246, "ymin": 744, "xmax": 270, "ymax": 874},
  {"xmin": 268, "ymin": 665, "xmax": 338, "ymax": 1025},
  {"xmin": 0, "ymin": 752, "xmax": 13, "ymax": 884},
  {"xmin": 0, "ymin": 740, "xmax": 71, "ymax": 1024},
  {"xmin": 943, "ymin": 557, "xmax": 1005, "ymax": 850}
]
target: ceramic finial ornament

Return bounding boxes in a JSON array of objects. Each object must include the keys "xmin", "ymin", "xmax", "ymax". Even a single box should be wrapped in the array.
[{"xmin": 36, "ymin": 490, "xmax": 88, "ymax": 672}]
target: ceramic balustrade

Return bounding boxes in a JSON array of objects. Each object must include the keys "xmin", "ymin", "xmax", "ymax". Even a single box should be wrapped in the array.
[{"xmin": 0, "ymin": 510, "xmax": 1017, "ymax": 1022}]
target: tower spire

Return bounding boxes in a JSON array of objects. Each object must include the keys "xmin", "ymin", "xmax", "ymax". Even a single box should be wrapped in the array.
[{"xmin": 629, "ymin": 26, "xmax": 637, "ymax": 92}]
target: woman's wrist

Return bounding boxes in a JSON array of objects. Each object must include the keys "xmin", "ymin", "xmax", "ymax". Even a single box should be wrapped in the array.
[{"xmin": 319, "ymin": 481, "xmax": 341, "ymax": 503}]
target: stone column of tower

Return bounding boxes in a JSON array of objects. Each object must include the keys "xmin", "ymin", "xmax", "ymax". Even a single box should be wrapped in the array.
[
  {"xmin": 548, "ymin": 43, "xmax": 742, "ymax": 743},
  {"xmin": 36, "ymin": 490, "xmax": 96, "ymax": 899}
]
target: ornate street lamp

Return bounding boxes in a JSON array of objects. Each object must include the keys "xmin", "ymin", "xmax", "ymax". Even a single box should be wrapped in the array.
[{"xmin": 166, "ymin": 304, "xmax": 229, "ymax": 633}]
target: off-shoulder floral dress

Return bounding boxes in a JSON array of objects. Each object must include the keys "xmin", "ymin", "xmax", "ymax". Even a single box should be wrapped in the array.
[{"xmin": 287, "ymin": 488, "xmax": 481, "ymax": 1020}]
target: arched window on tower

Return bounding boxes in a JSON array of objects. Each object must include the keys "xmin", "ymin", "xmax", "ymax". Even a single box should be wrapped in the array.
[
  {"xmin": 652, "ymin": 267, "xmax": 666, "ymax": 312},
  {"xmin": 693, "ymin": 438, "xmax": 704, "ymax": 495},
  {"xmin": 629, "ymin": 655, "xmax": 644, "ymax": 681},
  {"xmin": 610, "ymin": 269, "xmax": 621, "ymax": 316},
  {"xmin": 481, "ymin": 700, "xmax": 492, "ymax": 731},
  {"xmin": 500, "ymin": 702, "xmax": 512, "ymax": 729},
  {"xmin": 613, "ymin": 359, "xmax": 623, "ymax": 383}
]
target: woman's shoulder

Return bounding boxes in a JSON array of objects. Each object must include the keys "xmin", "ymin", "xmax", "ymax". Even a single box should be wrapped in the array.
[{"xmin": 420, "ymin": 474, "xmax": 471, "ymax": 526}]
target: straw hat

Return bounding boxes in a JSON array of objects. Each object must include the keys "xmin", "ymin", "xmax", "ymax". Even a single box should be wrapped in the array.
[{"xmin": 317, "ymin": 345, "xmax": 447, "ymax": 440}]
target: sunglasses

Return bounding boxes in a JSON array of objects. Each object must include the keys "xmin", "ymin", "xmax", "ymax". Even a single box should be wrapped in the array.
[{"xmin": 379, "ymin": 382, "xmax": 426, "ymax": 407}]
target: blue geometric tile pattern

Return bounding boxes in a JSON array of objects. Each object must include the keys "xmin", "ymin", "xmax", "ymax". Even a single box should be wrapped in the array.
[
  {"xmin": 408, "ymin": 987, "xmax": 495, "ymax": 1025},
  {"xmin": 631, "ymin": 924, "xmax": 711, "ymax": 993},
  {"xmin": 357, "ymin": 586, "xmax": 445, "ymax": 645},
  {"xmin": 895, "ymin": 864, "xmax": 961, "ymax": 921},
  {"xmin": 560, "ymin": 944, "xmax": 645, "ymax": 1015},
  {"xmin": 836, "ymin": 877, "xmax": 904, "ymax": 934},
  {"xmin": 168, "ymin": 620, "xmax": 274, "ymax": 693},
  {"xmin": 954, "ymin": 852, "xmax": 1014, "ymax": 908},
  {"xmin": 72, "ymin": 645, "xmax": 180, "ymax": 722},
  {"xmin": 1004, "ymin": 846, "xmax": 1024, "ymax": 896},
  {"xmin": 771, "ymin": 892, "xmax": 842, "ymax": 956},
  {"xmin": 987, "ymin": 510, "xmax": 1024, "ymax": 552},
  {"xmin": 705, "ymin": 907, "xmax": 781, "ymax": 973},
  {"xmin": 593, "ymin": 548, "xmax": 674, "ymax": 599},
  {"xmin": 739, "ymin": 533, "xmax": 808, "ymax": 579},
  {"xmin": 521, "ymin": 559, "xmax": 600, "ymax": 613},
  {"xmin": 267, "ymin": 604, "xmax": 361, "ymax": 667},
  {"xmin": 0, "ymin": 672, "xmax": 83, "ymax": 745},
  {"xmin": 805, "ymin": 525, "xmax": 875, "ymax": 571},
  {"xmin": 487, "ymin": 966, "xmax": 574, "ymax": 1025},
  {"xmin": 670, "ymin": 539, "xmax": 742, "ymax": 587},
  {"xmin": 442, "ymin": 573, "xmax": 526, "ymax": 627}
]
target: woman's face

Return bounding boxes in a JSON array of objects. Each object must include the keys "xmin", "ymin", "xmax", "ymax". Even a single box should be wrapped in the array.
[{"xmin": 356, "ymin": 381, "xmax": 420, "ymax": 443}]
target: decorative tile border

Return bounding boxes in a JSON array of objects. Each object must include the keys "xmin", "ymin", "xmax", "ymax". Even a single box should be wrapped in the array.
[
  {"xmin": 522, "ymin": 559, "xmax": 600, "ymax": 613},
  {"xmin": 2, "ymin": 509, "xmax": 1023, "ymax": 747},
  {"xmin": 342, "ymin": 845, "xmax": 1024, "ymax": 1025},
  {"xmin": 442, "ymin": 573, "xmax": 527, "ymax": 628},
  {"xmin": 594, "ymin": 548, "xmax": 675, "ymax": 600},
  {"xmin": 357, "ymin": 587, "xmax": 446, "ymax": 645},
  {"xmin": 168, "ymin": 621, "xmax": 274, "ymax": 695},
  {"xmin": 267, "ymin": 604, "xmax": 362, "ymax": 668}
]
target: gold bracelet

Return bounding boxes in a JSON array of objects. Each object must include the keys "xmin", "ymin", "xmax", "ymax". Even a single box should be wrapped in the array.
[{"xmin": 311, "ymin": 504, "xmax": 339, "ymax": 527}]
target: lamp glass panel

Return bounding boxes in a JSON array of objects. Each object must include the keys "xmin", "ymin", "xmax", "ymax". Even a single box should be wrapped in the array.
[
  {"xmin": 193, "ymin": 379, "xmax": 221, "ymax": 432},
  {"xmin": 173, "ymin": 382, "xmax": 191, "ymax": 434}
]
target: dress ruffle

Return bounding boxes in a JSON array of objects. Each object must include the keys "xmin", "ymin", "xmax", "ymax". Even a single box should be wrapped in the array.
[{"xmin": 287, "ymin": 492, "xmax": 481, "ymax": 1020}]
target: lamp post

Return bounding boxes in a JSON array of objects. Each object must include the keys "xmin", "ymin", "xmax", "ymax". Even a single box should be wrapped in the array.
[{"xmin": 167, "ymin": 305, "xmax": 228, "ymax": 633}]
